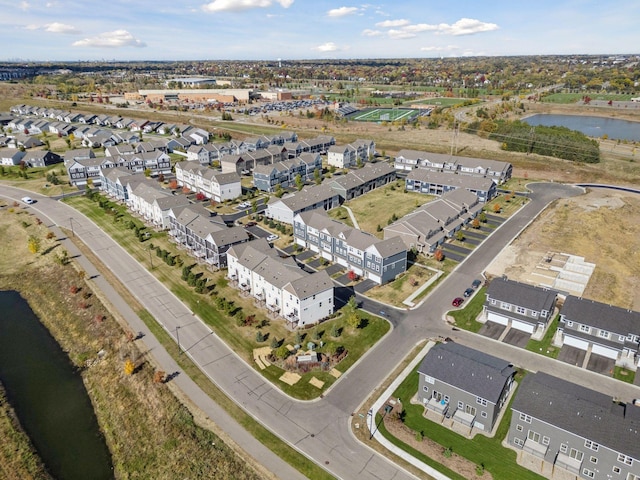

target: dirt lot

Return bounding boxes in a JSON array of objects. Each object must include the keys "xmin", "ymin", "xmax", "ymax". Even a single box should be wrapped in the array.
[{"xmin": 486, "ymin": 188, "xmax": 640, "ymax": 310}]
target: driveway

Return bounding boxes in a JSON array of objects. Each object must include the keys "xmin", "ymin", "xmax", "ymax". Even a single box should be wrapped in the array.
[
  {"xmin": 478, "ymin": 321, "xmax": 506, "ymax": 340},
  {"xmin": 464, "ymin": 230, "xmax": 487, "ymax": 240},
  {"xmin": 294, "ymin": 250, "xmax": 315, "ymax": 261},
  {"xmin": 557, "ymin": 345, "xmax": 587, "ymax": 367},
  {"xmin": 334, "ymin": 273, "xmax": 352, "ymax": 286},
  {"xmin": 440, "ymin": 249, "xmax": 464, "ymax": 263},
  {"xmin": 307, "ymin": 258, "xmax": 322, "ymax": 269},
  {"xmin": 324, "ymin": 264, "xmax": 344, "ymax": 276},
  {"xmin": 245, "ymin": 225, "xmax": 269, "ymax": 238},
  {"xmin": 354, "ymin": 279, "xmax": 377, "ymax": 294},
  {"xmin": 502, "ymin": 329, "xmax": 531, "ymax": 348},
  {"xmin": 444, "ymin": 243, "xmax": 473, "ymax": 255},
  {"xmin": 586, "ymin": 354, "xmax": 615, "ymax": 376},
  {"xmin": 484, "ymin": 214, "xmax": 504, "ymax": 225}
]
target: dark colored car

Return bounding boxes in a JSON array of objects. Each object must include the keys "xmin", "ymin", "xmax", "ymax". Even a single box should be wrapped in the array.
[
  {"xmin": 472, "ymin": 279, "xmax": 482, "ymax": 289},
  {"xmin": 452, "ymin": 297, "xmax": 464, "ymax": 307},
  {"xmin": 463, "ymin": 288, "xmax": 474, "ymax": 298},
  {"xmin": 244, "ymin": 221, "xmax": 257, "ymax": 227}
]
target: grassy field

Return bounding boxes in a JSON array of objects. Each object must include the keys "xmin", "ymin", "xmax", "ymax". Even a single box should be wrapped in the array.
[
  {"xmin": 525, "ymin": 315, "xmax": 560, "ymax": 358},
  {"xmin": 410, "ymin": 97, "xmax": 470, "ymax": 107},
  {"xmin": 0, "ymin": 201, "xmax": 266, "ymax": 480},
  {"xmin": 366, "ymin": 263, "xmax": 436, "ymax": 307},
  {"xmin": 63, "ymin": 192, "xmax": 389, "ymax": 399},
  {"xmin": 350, "ymin": 108, "xmax": 420, "ymax": 123},
  {"xmin": 448, "ymin": 288, "xmax": 487, "ymax": 332},
  {"xmin": 541, "ymin": 93, "xmax": 636, "ymax": 104},
  {"xmin": 330, "ymin": 180, "xmax": 432, "ymax": 235}
]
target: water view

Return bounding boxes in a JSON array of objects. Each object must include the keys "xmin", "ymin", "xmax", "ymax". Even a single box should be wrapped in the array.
[
  {"xmin": 0, "ymin": 291, "xmax": 113, "ymax": 480},
  {"xmin": 524, "ymin": 114, "xmax": 640, "ymax": 141}
]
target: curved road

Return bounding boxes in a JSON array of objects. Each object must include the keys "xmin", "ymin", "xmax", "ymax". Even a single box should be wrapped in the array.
[{"xmin": 3, "ymin": 182, "xmax": 638, "ymax": 480}]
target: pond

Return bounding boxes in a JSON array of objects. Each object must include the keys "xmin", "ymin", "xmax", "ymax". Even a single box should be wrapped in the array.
[
  {"xmin": 0, "ymin": 291, "xmax": 113, "ymax": 480},
  {"xmin": 523, "ymin": 114, "xmax": 640, "ymax": 142}
]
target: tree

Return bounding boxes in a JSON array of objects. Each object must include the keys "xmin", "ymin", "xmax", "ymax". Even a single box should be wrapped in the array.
[
  {"xmin": 153, "ymin": 370, "xmax": 166, "ymax": 384},
  {"xmin": 434, "ymin": 249, "xmax": 444, "ymax": 262},
  {"xmin": 492, "ymin": 203, "xmax": 501, "ymax": 213},
  {"xmin": 479, "ymin": 212, "xmax": 487, "ymax": 223},
  {"xmin": 472, "ymin": 218, "xmax": 480, "ymax": 229},
  {"xmin": 124, "ymin": 359, "xmax": 135, "ymax": 375},
  {"xmin": 294, "ymin": 174, "xmax": 304, "ymax": 191},
  {"xmin": 144, "ymin": 168, "xmax": 151, "ymax": 178},
  {"xmin": 314, "ymin": 168, "xmax": 322, "ymax": 185},
  {"xmin": 274, "ymin": 345, "xmax": 290, "ymax": 360},
  {"xmin": 270, "ymin": 336, "xmax": 280, "ymax": 349},
  {"xmin": 27, "ymin": 235, "xmax": 41, "ymax": 254},
  {"xmin": 274, "ymin": 184, "xmax": 284, "ymax": 198},
  {"xmin": 455, "ymin": 230, "xmax": 465, "ymax": 242},
  {"xmin": 255, "ymin": 330, "xmax": 265, "ymax": 343},
  {"xmin": 330, "ymin": 324, "xmax": 340, "ymax": 338},
  {"xmin": 346, "ymin": 311, "xmax": 361, "ymax": 329},
  {"xmin": 347, "ymin": 270, "xmax": 358, "ymax": 282}
]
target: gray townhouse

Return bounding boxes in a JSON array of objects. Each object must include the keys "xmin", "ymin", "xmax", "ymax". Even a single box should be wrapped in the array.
[
  {"xmin": 283, "ymin": 135, "xmax": 335, "ymax": 158},
  {"xmin": 508, "ymin": 372, "xmax": 640, "ymax": 480},
  {"xmin": 221, "ymin": 148, "xmax": 284, "ymax": 175},
  {"xmin": 265, "ymin": 183, "xmax": 341, "ymax": 225},
  {"xmin": 558, "ymin": 295, "xmax": 640, "ymax": 369},
  {"xmin": 22, "ymin": 150, "xmax": 62, "ymax": 168},
  {"xmin": 484, "ymin": 277, "xmax": 558, "ymax": 335},
  {"xmin": 384, "ymin": 188, "xmax": 483, "ymax": 254},
  {"xmin": 100, "ymin": 167, "xmax": 140, "ymax": 201},
  {"xmin": 168, "ymin": 204, "xmax": 249, "ymax": 268},
  {"xmin": 253, "ymin": 154, "xmax": 321, "ymax": 192},
  {"xmin": 327, "ymin": 162, "xmax": 396, "ymax": 201},
  {"xmin": 327, "ymin": 139, "xmax": 376, "ymax": 169},
  {"xmin": 293, "ymin": 209, "xmax": 407, "ymax": 284},
  {"xmin": 405, "ymin": 169, "xmax": 497, "ymax": 202},
  {"xmin": 394, "ymin": 149, "xmax": 512, "ymax": 184},
  {"xmin": 417, "ymin": 342, "xmax": 516, "ymax": 433}
]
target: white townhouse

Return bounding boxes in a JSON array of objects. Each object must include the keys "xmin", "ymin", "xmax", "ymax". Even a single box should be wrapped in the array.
[
  {"xmin": 126, "ymin": 180, "xmax": 173, "ymax": 224},
  {"xmin": 227, "ymin": 239, "xmax": 334, "ymax": 327},
  {"xmin": 175, "ymin": 160, "xmax": 241, "ymax": 202}
]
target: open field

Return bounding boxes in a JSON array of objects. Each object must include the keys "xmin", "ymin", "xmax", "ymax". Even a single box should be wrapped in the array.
[
  {"xmin": 348, "ymin": 107, "xmax": 420, "ymax": 123},
  {"xmin": 486, "ymin": 188, "xmax": 640, "ymax": 310},
  {"xmin": 410, "ymin": 97, "xmax": 469, "ymax": 107},
  {"xmin": 0, "ymin": 201, "xmax": 264, "ymax": 480}
]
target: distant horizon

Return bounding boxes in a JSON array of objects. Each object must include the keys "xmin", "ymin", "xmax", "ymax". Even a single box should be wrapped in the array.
[
  {"xmin": 0, "ymin": 0, "xmax": 637, "ymax": 62},
  {"xmin": 1, "ymin": 53, "xmax": 639, "ymax": 65}
]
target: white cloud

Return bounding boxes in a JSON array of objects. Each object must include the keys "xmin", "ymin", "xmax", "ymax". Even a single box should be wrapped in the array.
[
  {"xmin": 19, "ymin": 1, "xmax": 30, "ymax": 10},
  {"xmin": 202, "ymin": 0, "xmax": 293, "ymax": 13},
  {"xmin": 361, "ymin": 29, "xmax": 382, "ymax": 37},
  {"xmin": 73, "ymin": 30, "xmax": 146, "ymax": 48},
  {"xmin": 45, "ymin": 22, "xmax": 81, "ymax": 34},
  {"xmin": 327, "ymin": 6, "xmax": 358, "ymax": 17},
  {"xmin": 45, "ymin": 1, "xmax": 59, "ymax": 7},
  {"xmin": 313, "ymin": 42, "xmax": 339, "ymax": 52},
  {"xmin": 435, "ymin": 18, "xmax": 498, "ymax": 36},
  {"xmin": 388, "ymin": 29, "xmax": 416, "ymax": 39},
  {"xmin": 375, "ymin": 19, "xmax": 409, "ymax": 28},
  {"xmin": 420, "ymin": 45, "xmax": 459, "ymax": 52}
]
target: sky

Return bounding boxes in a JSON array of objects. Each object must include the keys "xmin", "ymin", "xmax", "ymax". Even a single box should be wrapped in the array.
[{"xmin": 0, "ymin": 0, "xmax": 637, "ymax": 62}]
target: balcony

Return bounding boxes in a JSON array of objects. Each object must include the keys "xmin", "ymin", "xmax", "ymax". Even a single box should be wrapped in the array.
[
  {"xmin": 523, "ymin": 438, "xmax": 548, "ymax": 459},
  {"xmin": 554, "ymin": 452, "xmax": 582, "ymax": 474}
]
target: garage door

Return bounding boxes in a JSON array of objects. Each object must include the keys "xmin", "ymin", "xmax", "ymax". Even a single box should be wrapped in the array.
[
  {"xmin": 487, "ymin": 312, "xmax": 509, "ymax": 326},
  {"xmin": 564, "ymin": 335, "xmax": 589, "ymax": 350},
  {"xmin": 592, "ymin": 344, "xmax": 619, "ymax": 360},
  {"xmin": 511, "ymin": 319, "xmax": 535, "ymax": 334},
  {"xmin": 367, "ymin": 272, "xmax": 381, "ymax": 284}
]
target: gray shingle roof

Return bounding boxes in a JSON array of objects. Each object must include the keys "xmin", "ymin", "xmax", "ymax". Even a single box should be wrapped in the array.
[
  {"xmin": 513, "ymin": 372, "xmax": 640, "ymax": 460},
  {"xmin": 561, "ymin": 295, "xmax": 640, "ymax": 335},
  {"xmin": 418, "ymin": 342, "xmax": 515, "ymax": 404},
  {"xmin": 486, "ymin": 277, "xmax": 557, "ymax": 313}
]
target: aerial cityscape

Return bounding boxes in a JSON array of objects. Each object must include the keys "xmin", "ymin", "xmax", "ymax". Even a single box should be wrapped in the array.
[{"xmin": 0, "ymin": 2, "xmax": 639, "ymax": 480}]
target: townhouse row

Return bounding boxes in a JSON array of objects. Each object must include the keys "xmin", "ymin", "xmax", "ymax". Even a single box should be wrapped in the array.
[{"xmin": 416, "ymin": 342, "xmax": 640, "ymax": 480}]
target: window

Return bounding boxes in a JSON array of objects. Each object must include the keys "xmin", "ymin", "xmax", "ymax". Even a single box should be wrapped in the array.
[
  {"xmin": 481, "ymin": 411, "xmax": 487, "ymax": 418},
  {"xmin": 570, "ymin": 449, "xmax": 584, "ymax": 462},
  {"xmin": 560, "ymin": 443, "xmax": 568, "ymax": 453},
  {"xmin": 613, "ymin": 466, "xmax": 620, "ymax": 474},
  {"xmin": 457, "ymin": 401, "xmax": 464, "ymax": 410},
  {"xmin": 516, "ymin": 306, "xmax": 526, "ymax": 315},
  {"xmin": 490, "ymin": 299, "xmax": 496, "ymax": 305},
  {"xmin": 582, "ymin": 468, "xmax": 595, "ymax": 478},
  {"xmin": 514, "ymin": 438, "xmax": 524, "ymax": 447},
  {"xmin": 567, "ymin": 320, "xmax": 574, "ymax": 327},
  {"xmin": 531, "ymin": 311, "xmax": 538, "ymax": 318},
  {"xmin": 501, "ymin": 302, "xmax": 511, "ymax": 309},
  {"xmin": 542, "ymin": 436, "xmax": 550, "ymax": 446},
  {"xmin": 619, "ymin": 335, "xmax": 626, "ymax": 342},
  {"xmin": 590, "ymin": 456, "xmax": 597, "ymax": 464},
  {"xmin": 424, "ymin": 375, "xmax": 434, "ymax": 384},
  {"xmin": 618, "ymin": 454, "xmax": 633, "ymax": 466},
  {"xmin": 519, "ymin": 413, "xmax": 532, "ymax": 423},
  {"xmin": 423, "ymin": 386, "xmax": 429, "ymax": 393},
  {"xmin": 627, "ymin": 474, "xmax": 640, "ymax": 480},
  {"xmin": 516, "ymin": 424, "xmax": 523, "ymax": 432},
  {"xmin": 585, "ymin": 440, "xmax": 600, "ymax": 451},
  {"xmin": 598, "ymin": 330, "xmax": 610, "ymax": 340},
  {"xmin": 476, "ymin": 397, "xmax": 488, "ymax": 406},
  {"xmin": 527, "ymin": 430, "xmax": 541, "ymax": 443},
  {"xmin": 579, "ymin": 324, "xmax": 592, "ymax": 334}
]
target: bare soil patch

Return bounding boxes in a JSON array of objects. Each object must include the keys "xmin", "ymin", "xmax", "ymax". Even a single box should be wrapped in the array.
[{"xmin": 486, "ymin": 188, "xmax": 640, "ymax": 309}]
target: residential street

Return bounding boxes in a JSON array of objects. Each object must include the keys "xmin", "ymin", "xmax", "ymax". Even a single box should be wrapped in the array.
[{"xmin": 3, "ymin": 181, "xmax": 639, "ymax": 480}]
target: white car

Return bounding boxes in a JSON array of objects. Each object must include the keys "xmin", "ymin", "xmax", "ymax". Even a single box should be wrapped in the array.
[
  {"xmin": 21, "ymin": 196, "xmax": 35, "ymax": 205},
  {"xmin": 266, "ymin": 234, "xmax": 279, "ymax": 242},
  {"xmin": 237, "ymin": 202, "xmax": 251, "ymax": 209}
]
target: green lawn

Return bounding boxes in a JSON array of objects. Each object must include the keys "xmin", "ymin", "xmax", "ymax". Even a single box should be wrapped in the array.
[
  {"xmin": 449, "ymin": 288, "xmax": 486, "ymax": 332},
  {"xmin": 614, "ymin": 366, "xmax": 636, "ymax": 384},
  {"xmin": 385, "ymin": 369, "xmax": 547, "ymax": 480},
  {"xmin": 64, "ymin": 193, "xmax": 389, "ymax": 400},
  {"xmin": 541, "ymin": 93, "xmax": 636, "ymax": 104},
  {"xmin": 525, "ymin": 315, "xmax": 560, "ymax": 359},
  {"xmin": 337, "ymin": 181, "xmax": 432, "ymax": 235}
]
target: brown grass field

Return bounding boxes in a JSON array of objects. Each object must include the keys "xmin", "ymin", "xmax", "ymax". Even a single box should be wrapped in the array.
[{"xmin": 0, "ymin": 201, "xmax": 263, "ymax": 480}]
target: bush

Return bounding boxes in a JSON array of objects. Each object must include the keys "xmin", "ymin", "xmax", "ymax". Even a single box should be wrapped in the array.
[{"xmin": 256, "ymin": 331, "xmax": 265, "ymax": 342}]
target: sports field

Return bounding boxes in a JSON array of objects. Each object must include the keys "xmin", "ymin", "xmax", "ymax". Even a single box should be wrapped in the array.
[{"xmin": 349, "ymin": 107, "xmax": 420, "ymax": 122}]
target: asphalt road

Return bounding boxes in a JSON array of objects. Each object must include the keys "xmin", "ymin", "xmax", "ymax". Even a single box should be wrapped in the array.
[{"xmin": 3, "ymin": 182, "xmax": 640, "ymax": 480}]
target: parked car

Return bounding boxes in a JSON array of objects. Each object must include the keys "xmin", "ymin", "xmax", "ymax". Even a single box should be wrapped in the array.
[
  {"xmin": 237, "ymin": 202, "xmax": 251, "ymax": 209},
  {"xmin": 463, "ymin": 288, "xmax": 474, "ymax": 298},
  {"xmin": 21, "ymin": 196, "xmax": 35, "ymax": 204},
  {"xmin": 471, "ymin": 279, "xmax": 482, "ymax": 289},
  {"xmin": 266, "ymin": 234, "xmax": 279, "ymax": 242},
  {"xmin": 244, "ymin": 221, "xmax": 257, "ymax": 227},
  {"xmin": 451, "ymin": 297, "xmax": 464, "ymax": 307}
]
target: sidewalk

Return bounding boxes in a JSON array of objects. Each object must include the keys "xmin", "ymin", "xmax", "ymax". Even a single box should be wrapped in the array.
[{"xmin": 367, "ymin": 341, "xmax": 451, "ymax": 480}]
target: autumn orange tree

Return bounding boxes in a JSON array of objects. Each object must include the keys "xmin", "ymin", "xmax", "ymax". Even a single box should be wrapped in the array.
[
  {"xmin": 27, "ymin": 235, "xmax": 41, "ymax": 254},
  {"xmin": 124, "ymin": 359, "xmax": 135, "ymax": 375}
]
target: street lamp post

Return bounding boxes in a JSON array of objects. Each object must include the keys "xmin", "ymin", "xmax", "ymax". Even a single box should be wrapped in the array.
[{"xmin": 176, "ymin": 326, "xmax": 182, "ymax": 355}]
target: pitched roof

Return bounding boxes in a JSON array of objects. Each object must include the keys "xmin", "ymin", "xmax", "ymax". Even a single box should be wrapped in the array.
[
  {"xmin": 486, "ymin": 277, "xmax": 557, "ymax": 313},
  {"xmin": 513, "ymin": 372, "xmax": 640, "ymax": 460},
  {"xmin": 561, "ymin": 295, "xmax": 640, "ymax": 334},
  {"xmin": 407, "ymin": 169, "xmax": 495, "ymax": 191},
  {"xmin": 418, "ymin": 342, "xmax": 515, "ymax": 404},
  {"xmin": 284, "ymin": 269, "xmax": 333, "ymax": 299}
]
